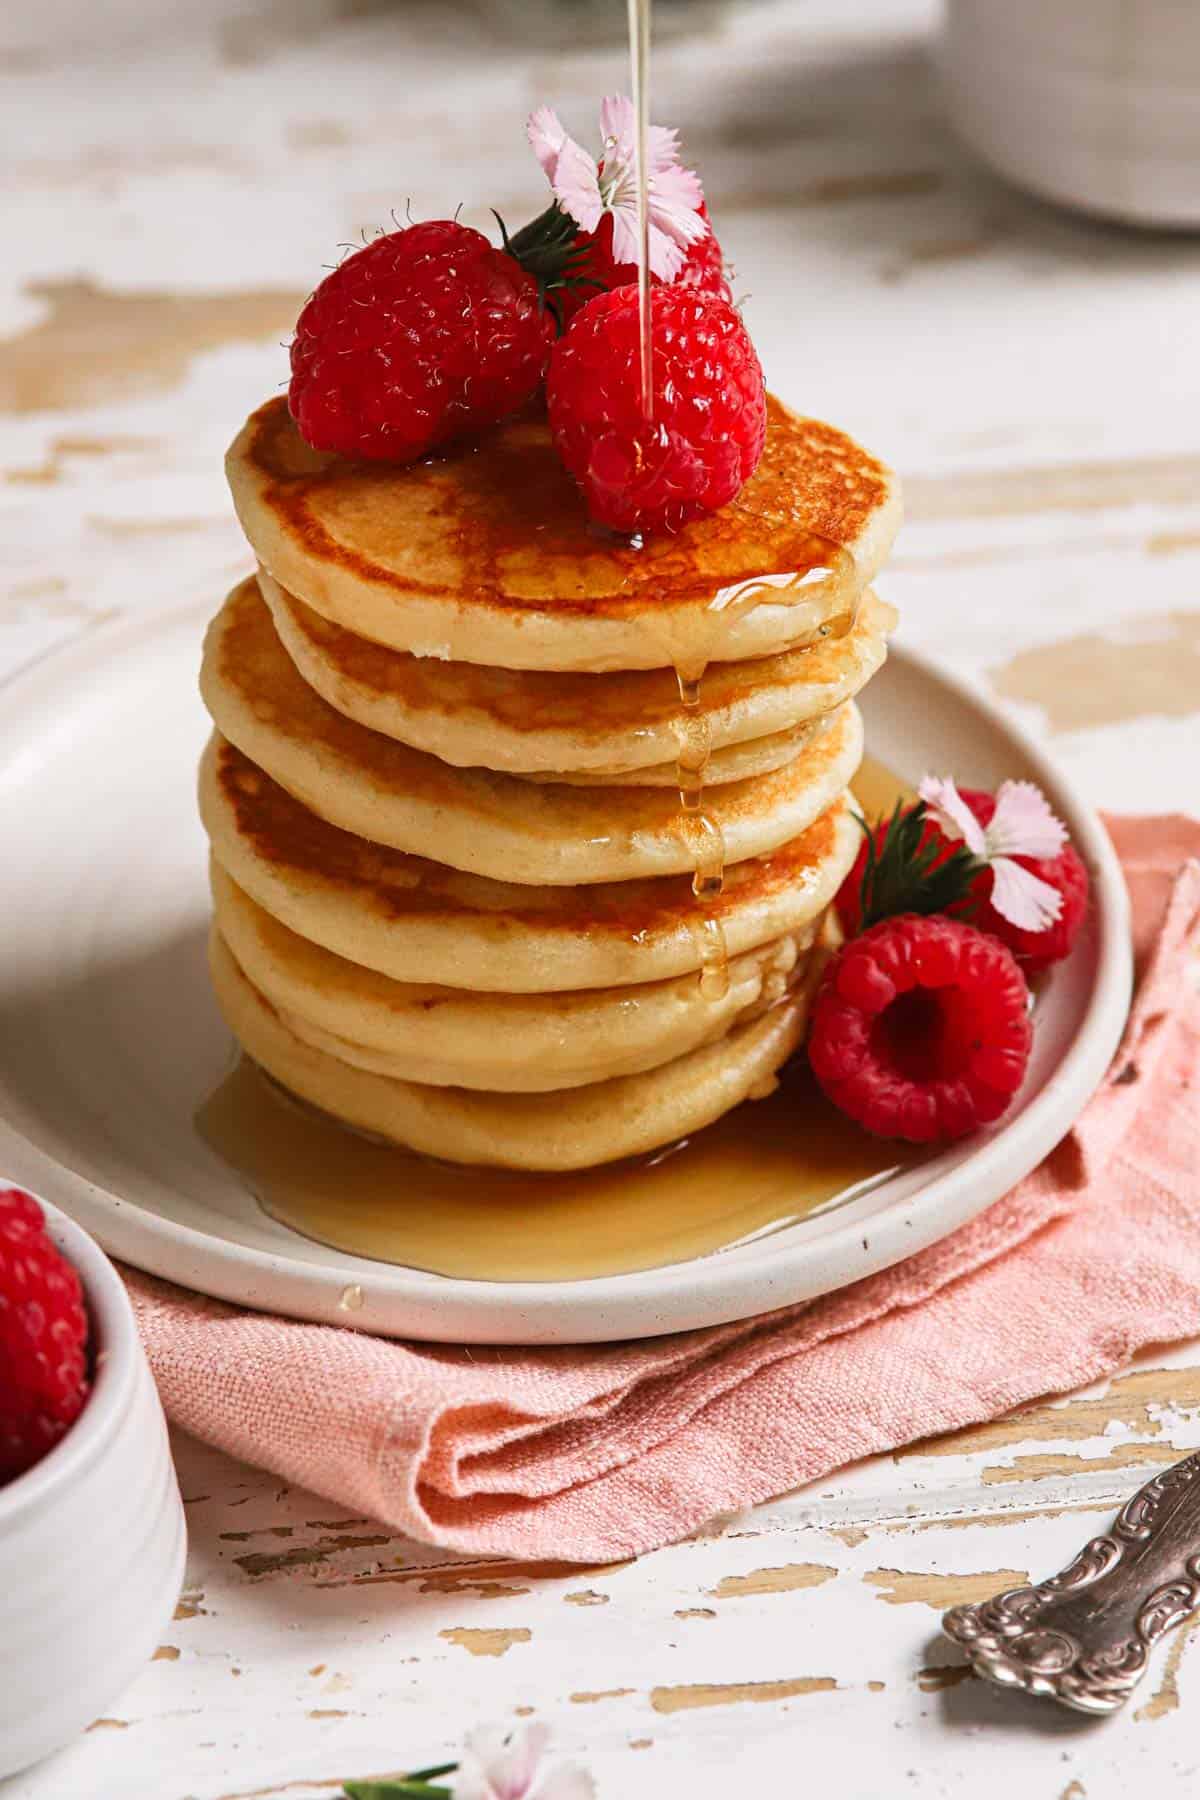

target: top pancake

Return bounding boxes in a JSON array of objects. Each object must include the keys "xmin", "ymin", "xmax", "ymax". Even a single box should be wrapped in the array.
[{"xmin": 227, "ymin": 393, "xmax": 901, "ymax": 673}]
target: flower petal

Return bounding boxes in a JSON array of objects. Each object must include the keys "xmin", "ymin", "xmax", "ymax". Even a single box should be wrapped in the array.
[
  {"xmin": 536, "ymin": 1766, "xmax": 597, "ymax": 1800},
  {"xmin": 501, "ymin": 1723, "xmax": 551, "ymax": 1798},
  {"xmin": 528, "ymin": 92, "xmax": 708, "ymax": 284},
  {"xmin": 609, "ymin": 201, "xmax": 688, "ymax": 279},
  {"xmin": 648, "ymin": 122, "xmax": 683, "ymax": 171},
  {"xmin": 550, "ymin": 137, "xmax": 605, "ymax": 234},
  {"xmin": 650, "ymin": 163, "xmax": 708, "ymax": 245},
  {"xmin": 918, "ymin": 774, "xmax": 987, "ymax": 858},
  {"xmin": 989, "ymin": 857, "xmax": 1064, "ymax": 931},
  {"xmin": 453, "ymin": 1723, "xmax": 553, "ymax": 1800},
  {"xmin": 647, "ymin": 222, "xmax": 688, "ymax": 279},
  {"xmin": 598, "ymin": 96, "xmax": 681, "ymax": 175},
  {"xmin": 463, "ymin": 1724, "xmax": 513, "ymax": 1769},
  {"xmin": 526, "ymin": 106, "xmax": 568, "ymax": 180},
  {"xmin": 533, "ymin": 94, "xmax": 706, "ymax": 270},
  {"xmin": 598, "ymin": 93, "xmax": 635, "ymax": 153},
  {"xmin": 452, "ymin": 1765, "xmax": 499, "ymax": 1800},
  {"xmin": 607, "ymin": 199, "xmax": 642, "ymax": 269},
  {"xmin": 984, "ymin": 779, "xmax": 1068, "ymax": 862}
]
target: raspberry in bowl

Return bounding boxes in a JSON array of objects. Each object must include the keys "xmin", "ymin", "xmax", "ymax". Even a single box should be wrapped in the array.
[
  {"xmin": 1, "ymin": 1186, "xmax": 90, "ymax": 1483},
  {"xmin": 0, "ymin": 1186, "xmax": 186, "ymax": 1778}
]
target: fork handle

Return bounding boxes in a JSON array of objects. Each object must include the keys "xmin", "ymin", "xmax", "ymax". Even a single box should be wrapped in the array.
[{"xmin": 942, "ymin": 1450, "xmax": 1200, "ymax": 1713}]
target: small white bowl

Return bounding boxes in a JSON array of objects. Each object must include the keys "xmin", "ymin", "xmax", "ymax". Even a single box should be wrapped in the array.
[{"xmin": 0, "ymin": 1190, "xmax": 187, "ymax": 1778}]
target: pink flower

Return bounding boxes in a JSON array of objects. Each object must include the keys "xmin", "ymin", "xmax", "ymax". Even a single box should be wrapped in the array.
[
  {"xmin": 526, "ymin": 95, "xmax": 707, "ymax": 280},
  {"xmin": 451, "ymin": 1724, "xmax": 594, "ymax": 1800},
  {"xmin": 918, "ymin": 775, "xmax": 1069, "ymax": 932}
]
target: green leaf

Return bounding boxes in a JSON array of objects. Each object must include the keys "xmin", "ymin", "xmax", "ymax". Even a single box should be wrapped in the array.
[
  {"xmin": 854, "ymin": 800, "xmax": 983, "ymax": 932},
  {"xmin": 342, "ymin": 1774, "xmax": 454, "ymax": 1800},
  {"xmin": 502, "ymin": 200, "xmax": 610, "ymax": 329}
]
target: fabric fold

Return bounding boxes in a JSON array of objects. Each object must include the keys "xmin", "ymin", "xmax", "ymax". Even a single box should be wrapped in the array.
[{"xmin": 126, "ymin": 816, "xmax": 1200, "ymax": 1563}]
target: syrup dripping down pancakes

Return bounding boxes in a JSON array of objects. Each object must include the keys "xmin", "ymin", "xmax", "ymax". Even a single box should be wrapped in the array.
[{"xmin": 200, "ymin": 396, "xmax": 900, "ymax": 1170}]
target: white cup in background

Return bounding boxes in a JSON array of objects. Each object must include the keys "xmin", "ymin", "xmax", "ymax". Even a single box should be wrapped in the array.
[{"xmin": 943, "ymin": 0, "xmax": 1200, "ymax": 227}]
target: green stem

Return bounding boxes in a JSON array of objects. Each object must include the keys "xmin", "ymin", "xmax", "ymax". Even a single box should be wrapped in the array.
[
  {"xmin": 343, "ymin": 1773, "xmax": 455, "ymax": 1800},
  {"xmin": 496, "ymin": 201, "xmax": 600, "ymax": 332},
  {"xmin": 505, "ymin": 199, "xmax": 577, "ymax": 265}
]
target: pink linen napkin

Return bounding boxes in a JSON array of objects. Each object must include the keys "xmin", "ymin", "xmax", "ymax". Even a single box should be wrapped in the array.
[{"xmin": 126, "ymin": 815, "xmax": 1200, "ymax": 1562}]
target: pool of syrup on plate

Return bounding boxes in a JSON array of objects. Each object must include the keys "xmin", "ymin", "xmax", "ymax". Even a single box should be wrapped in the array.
[{"xmin": 197, "ymin": 755, "xmax": 916, "ymax": 1282}]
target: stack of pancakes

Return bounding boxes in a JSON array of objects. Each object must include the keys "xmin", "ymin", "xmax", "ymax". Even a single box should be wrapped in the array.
[{"xmin": 199, "ymin": 394, "xmax": 901, "ymax": 1171}]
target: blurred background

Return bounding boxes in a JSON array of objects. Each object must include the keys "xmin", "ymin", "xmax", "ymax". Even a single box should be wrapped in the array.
[{"xmin": 3, "ymin": 0, "xmax": 1200, "ymax": 808}]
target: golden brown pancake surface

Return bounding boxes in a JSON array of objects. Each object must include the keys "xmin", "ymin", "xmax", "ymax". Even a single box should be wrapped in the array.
[
  {"xmin": 228, "ymin": 394, "xmax": 902, "ymax": 670},
  {"xmin": 212, "ymin": 859, "xmax": 816, "ymax": 1092},
  {"xmin": 260, "ymin": 565, "xmax": 894, "ymax": 775},
  {"xmin": 200, "ymin": 577, "xmax": 864, "ymax": 885},
  {"xmin": 199, "ymin": 735, "xmax": 860, "ymax": 992},
  {"xmin": 210, "ymin": 927, "xmax": 813, "ymax": 1171}
]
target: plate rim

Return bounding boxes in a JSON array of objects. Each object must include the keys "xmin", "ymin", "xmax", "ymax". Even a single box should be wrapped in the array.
[{"xmin": 0, "ymin": 602, "xmax": 1132, "ymax": 1344}]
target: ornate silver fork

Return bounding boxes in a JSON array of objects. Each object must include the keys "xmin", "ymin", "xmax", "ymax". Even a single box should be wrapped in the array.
[{"xmin": 942, "ymin": 1451, "xmax": 1200, "ymax": 1713}]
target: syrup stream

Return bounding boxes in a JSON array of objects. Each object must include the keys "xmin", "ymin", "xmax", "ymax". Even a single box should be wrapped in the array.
[
  {"xmin": 624, "ymin": 5, "xmax": 862, "ymax": 1005},
  {"xmin": 673, "ymin": 659, "xmax": 729, "ymax": 1000},
  {"xmin": 660, "ymin": 562, "xmax": 858, "ymax": 1008},
  {"xmin": 627, "ymin": 0, "xmax": 732, "ymax": 995},
  {"xmin": 628, "ymin": 0, "xmax": 654, "ymax": 422}
]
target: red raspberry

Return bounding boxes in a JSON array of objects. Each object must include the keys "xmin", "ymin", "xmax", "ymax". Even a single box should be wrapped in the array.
[
  {"xmin": 837, "ymin": 790, "xmax": 1088, "ymax": 977},
  {"xmin": 960, "ymin": 789, "xmax": 1090, "ymax": 976},
  {"xmin": 808, "ymin": 914, "xmax": 1033, "ymax": 1143},
  {"xmin": 0, "ymin": 1187, "xmax": 90, "ymax": 1484},
  {"xmin": 546, "ymin": 284, "xmax": 766, "ymax": 533},
  {"xmin": 557, "ymin": 202, "xmax": 731, "ymax": 324},
  {"xmin": 289, "ymin": 221, "xmax": 555, "ymax": 463}
]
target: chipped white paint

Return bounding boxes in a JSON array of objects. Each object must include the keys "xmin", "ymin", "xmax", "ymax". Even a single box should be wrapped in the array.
[{"xmin": 4, "ymin": 0, "xmax": 1200, "ymax": 1796}]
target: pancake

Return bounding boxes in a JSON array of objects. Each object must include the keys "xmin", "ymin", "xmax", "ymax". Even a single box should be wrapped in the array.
[
  {"xmin": 260, "ymin": 566, "xmax": 895, "ymax": 776},
  {"xmin": 517, "ymin": 717, "xmax": 826, "ymax": 788},
  {"xmin": 212, "ymin": 859, "xmax": 817, "ymax": 1091},
  {"xmin": 228, "ymin": 394, "xmax": 901, "ymax": 672},
  {"xmin": 201, "ymin": 579, "xmax": 864, "ymax": 886},
  {"xmin": 199, "ymin": 736, "xmax": 860, "ymax": 993},
  {"xmin": 209, "ymin": 927, "xmax": 813, "ymax": 1171}
]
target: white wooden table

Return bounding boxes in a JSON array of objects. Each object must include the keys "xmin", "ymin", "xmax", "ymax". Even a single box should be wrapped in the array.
[{"xmin": 4, "ymin": 0, "xmax": 1200, "ymax": 1793}]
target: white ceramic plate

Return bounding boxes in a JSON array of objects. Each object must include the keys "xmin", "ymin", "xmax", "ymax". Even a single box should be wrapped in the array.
[{"xmin": 0, "ymin": 604, "xmax": 1131, "ymax": 1345}]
